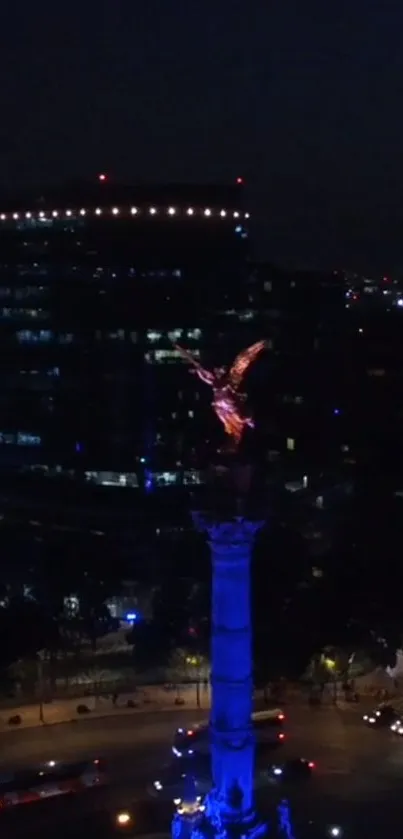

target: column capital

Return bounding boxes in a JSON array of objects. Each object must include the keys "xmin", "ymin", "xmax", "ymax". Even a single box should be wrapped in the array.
[{"xmin": 192, "ymin": 514, "xmax": 263, "ymax": 551}]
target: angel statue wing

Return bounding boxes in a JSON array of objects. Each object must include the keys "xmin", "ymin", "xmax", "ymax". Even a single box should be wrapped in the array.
[
  {"xmin": 173, "ymin": 343, "xmax": 203, "ymax": 370},
  {"xmin": 173, "ymin": 343, "xmax": 215, "ymax": 385},
  {"xmin": 228, "ymin": 340, "xmax": 268, "ymax": 390}
]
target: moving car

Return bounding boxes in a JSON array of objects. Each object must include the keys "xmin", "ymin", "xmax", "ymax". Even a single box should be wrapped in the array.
[
  {"xmin": 390, "ymin": 718, "xmax": 403, "ymax": 735},
  {"xmin": 0, "ymin": 759, "xmax": 107, "ymax": 810},
  {"xmin": 268, "ymin": 757, "xmax": 315, "ymax": 783},
  {"xmin": 362, "ymin": 705, "xmax": 398, "ymax": 728},
  {"xmin": 173, "ymin": 709, "xmax": 285, "ymax": 757}
]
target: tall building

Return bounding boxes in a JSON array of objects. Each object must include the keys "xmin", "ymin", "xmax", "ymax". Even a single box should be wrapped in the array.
[{"xmin": 0, "ymin": 179, "xmax": 250, "ymax": 491}]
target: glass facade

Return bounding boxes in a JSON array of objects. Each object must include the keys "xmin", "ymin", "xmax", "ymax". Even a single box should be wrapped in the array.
[{"xmin": 0, "ymin": 182, "xmax": 255, "ymax": 490}]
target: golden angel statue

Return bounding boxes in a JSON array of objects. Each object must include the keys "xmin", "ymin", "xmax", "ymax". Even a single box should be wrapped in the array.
[{"xmin": 174, "ymin": 340, "xmax": 268, "ymax": 446}]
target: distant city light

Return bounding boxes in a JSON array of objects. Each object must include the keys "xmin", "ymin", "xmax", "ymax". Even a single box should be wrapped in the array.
[{"xmin": 333, "ymin": 408, "xmax": 340, "ymax": 416}]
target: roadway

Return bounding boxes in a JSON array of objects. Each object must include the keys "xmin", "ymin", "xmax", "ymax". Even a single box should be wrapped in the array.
[{"xmin": 2, "ymin": 702, "xmax": 403, "ymax": 837}]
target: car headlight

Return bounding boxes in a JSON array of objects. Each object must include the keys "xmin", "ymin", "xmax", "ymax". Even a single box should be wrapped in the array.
[{"xmin": 116, "ymin": 812, "xmax": 132, "ymax": 827}]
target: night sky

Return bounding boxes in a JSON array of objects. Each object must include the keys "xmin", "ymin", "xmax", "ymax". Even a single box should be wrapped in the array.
[{"xmin": 1, "ymin": 1, "xmax": 403, "ymax": 273}]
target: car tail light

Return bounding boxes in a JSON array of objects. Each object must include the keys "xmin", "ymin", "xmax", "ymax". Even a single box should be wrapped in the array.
[
  {"xmin": 187, "ymin": 730, "xmax": 194, "ymax": 736},
  {"xmin": 308, "ymin": 761, "xmax": 315, "ymax": 769},
  {"xmin": 278, "ymin": 733, "xmax": 285, "ymax": 740},
  {"xmin": 278, "ymin": 713, "xmax": 285, "ymax": 721}
]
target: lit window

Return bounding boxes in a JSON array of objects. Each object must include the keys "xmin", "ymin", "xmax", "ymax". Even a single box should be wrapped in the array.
[
  {"xmin": 153, "ymin": 471, "xmax": 178, "ymax": 486},
  {"xmin": 183, "ymin": 470, "xmax": 202, "ymax": 485},
  {"xmin": 167, "ymin": 329, "xmax": 183, "ymax": 342},
  {"xmin": 147, "ymin": 330, "xmax": 162, "ymax": 343},
  {"xmin": 187, "ymin": 328, "xmax": 202, "ymax": 340},
  {"xmin": 16, "ymin": 329, "xmax": 52, "ymax": 343},
  {"xmin": 264, "ymin": 280, "xmax": 272, "ymax": 292},
  {"xmin": 148, "ymin": 348, "xmax": 201, "ymax": 364},
  {"xmin": 286, "ymin": 437, "xmax": 295, "ymax": 451},
  {"xmin": 17, "ymin": 432, "xmax": 41, "ymax": 446},
  {"xmin": 85, "ymin": 470, "xmax": 139, "ymax": 488}
]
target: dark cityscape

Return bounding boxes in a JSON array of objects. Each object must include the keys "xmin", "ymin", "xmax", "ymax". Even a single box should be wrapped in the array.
[{"xmin": 1, "ymin": 4, "xmax": 403, "ymax": 839}]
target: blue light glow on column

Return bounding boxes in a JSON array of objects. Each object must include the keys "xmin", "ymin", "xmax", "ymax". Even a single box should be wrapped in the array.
[{"xmin": 192, "ymin": 514, "xmax": 265, "ymax": 837}]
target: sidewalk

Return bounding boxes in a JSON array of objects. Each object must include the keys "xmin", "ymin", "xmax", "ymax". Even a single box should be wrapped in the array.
[{"xmin": 0, "ymin": 684, "xmax": 212, "ymax": 733}]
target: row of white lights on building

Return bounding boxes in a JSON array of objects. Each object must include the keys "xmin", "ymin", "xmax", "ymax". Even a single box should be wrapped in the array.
[{"xmin": 0, "ymin": 207, "xmax": 250, "ymax": 221}]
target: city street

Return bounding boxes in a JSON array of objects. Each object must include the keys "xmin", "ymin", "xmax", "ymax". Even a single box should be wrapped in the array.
[{"xmin": 2, "ymin": 702, "xmax": 403, "ymax": 836}]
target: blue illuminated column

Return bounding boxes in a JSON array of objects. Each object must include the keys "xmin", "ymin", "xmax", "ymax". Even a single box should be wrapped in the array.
[{"xmin": 192, "ymin": 513, "xmax": 264, "ymax": 835}]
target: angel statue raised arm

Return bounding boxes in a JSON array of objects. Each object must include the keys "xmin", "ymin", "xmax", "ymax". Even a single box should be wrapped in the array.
[{"xmin": 174, "ymin": 339, "xmax": 268, "ymax": 447}]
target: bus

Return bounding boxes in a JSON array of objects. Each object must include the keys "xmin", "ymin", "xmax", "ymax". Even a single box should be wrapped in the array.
[
  {"xmin": 173, "ymin": 709, "xmax": 285, "ymax": 757},
  {"xmin": 0, "ymin": 759, "xmax": 107, "ymax": 810}
]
